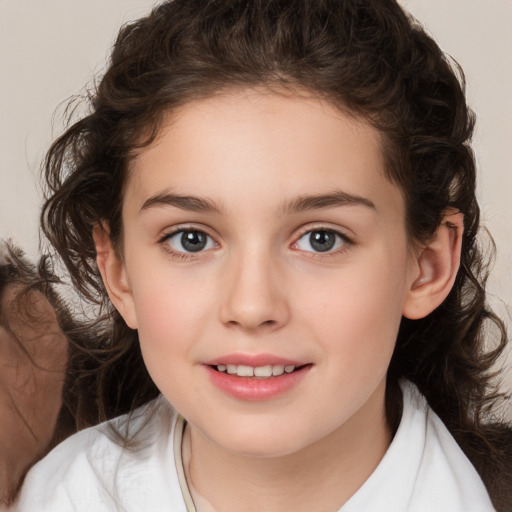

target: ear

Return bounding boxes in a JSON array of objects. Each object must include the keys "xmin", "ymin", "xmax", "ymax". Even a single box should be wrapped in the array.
[
  {"xmin": 402, "ymin": 210, "xmax": 463, "ymax": 320},
  {"xmin": 93, "ymin": 223, "xmax": 138, "ymax": 329}
]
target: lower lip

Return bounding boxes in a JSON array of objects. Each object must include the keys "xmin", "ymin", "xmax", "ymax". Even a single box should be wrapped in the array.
[{"xmin": 205, "ymin": 365, "xmax": 311, "ymax": 401}]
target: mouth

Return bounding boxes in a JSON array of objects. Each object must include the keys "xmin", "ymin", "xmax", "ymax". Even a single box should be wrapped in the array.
[
  {"xmin": 211, "ymin": 363, "xmax": 309, "ymax": 378},
  {"xmin": 205, "ymin": 360, "xmax": 312, "ymax": 401}
]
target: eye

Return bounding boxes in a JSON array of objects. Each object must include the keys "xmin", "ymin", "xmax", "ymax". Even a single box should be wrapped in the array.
[
  {"xmin": 294, "ymin": 229, "xmax": 348, "ymax": 253},
  {"xmin": 164, "ymin": 229, "xmax": 216, "ymax": 253}
]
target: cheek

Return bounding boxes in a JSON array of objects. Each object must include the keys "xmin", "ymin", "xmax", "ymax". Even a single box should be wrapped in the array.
[
  {"xmin": 300, "ymin": 245, "xmax": 409, "ymax": 363},
  {"xmin": 131, "ymin": 285, "xmax": 196, "ymax": 400},
  {"xmin": 127, "ymin": 265, "xmax": 217, "ymax": 375},
  {"xmin": 132, "ymin": 283, "xmax": 202, "ymax": 347}
]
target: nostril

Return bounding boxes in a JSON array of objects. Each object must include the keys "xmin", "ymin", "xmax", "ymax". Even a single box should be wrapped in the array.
[{"xmin": 225, "ymin": 318, "xmax": 277, "ymax": 329}]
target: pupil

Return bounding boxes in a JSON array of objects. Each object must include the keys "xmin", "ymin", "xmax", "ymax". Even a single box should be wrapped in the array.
[
  {"xmin": 181, "ymin": 231, "xmax": 207, "ymax": 252},
  {"xmin": 310, "ymin": 231, "xmax": 335, "ymax": 252}
]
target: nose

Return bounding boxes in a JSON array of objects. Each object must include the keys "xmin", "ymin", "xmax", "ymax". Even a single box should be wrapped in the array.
[{"xmin": 219, "ymin": 248, "xmax": 290, "ymax": 332}]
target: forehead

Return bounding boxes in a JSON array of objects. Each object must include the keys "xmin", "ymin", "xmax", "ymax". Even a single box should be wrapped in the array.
[{"xmin": 125, "ymin": 88, "xmax": 404, "ymax": 220}]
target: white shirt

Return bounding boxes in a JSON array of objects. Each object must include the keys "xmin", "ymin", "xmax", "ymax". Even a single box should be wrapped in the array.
[{"xmin": 15, "ymin": 381, "xmax": 495, "ymax": 511}]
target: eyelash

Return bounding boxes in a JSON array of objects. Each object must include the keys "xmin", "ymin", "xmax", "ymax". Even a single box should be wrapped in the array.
[
  {"xmin": 158, "ymin": 226, "xmax": 217, "ymax": 261},
  {"xmin": 291, "ymin": 226, "xmax": 354, "ymax": 259},
  {"xmin": 158, "ymin": 225, "xmax": 354, "ymax": 260}
]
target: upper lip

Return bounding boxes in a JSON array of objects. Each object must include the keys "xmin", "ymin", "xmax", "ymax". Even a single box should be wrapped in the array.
[{"xmin": 204, "ymin": 353, "xmax": 307, "ymax": 367}]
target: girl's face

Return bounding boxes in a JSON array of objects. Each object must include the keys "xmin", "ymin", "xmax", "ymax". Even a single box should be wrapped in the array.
[{"xmin": 112, "ymin": 89, "xmax": 420, "ymax": 457}]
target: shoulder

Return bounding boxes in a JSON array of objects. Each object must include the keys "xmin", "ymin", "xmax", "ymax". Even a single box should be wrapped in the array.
[
  {"xmin": 342, "ymin": 380, "xmax": 496, "ymax": 512},
  {"xmin": 402, "ymin": 382, "xmax": 495, "ymax": 510},
  {"xmin": 456, "ymin": 422, "xmax": 512, "ymax": 512},
  {"xmin": 14, "ymin": 420, "xmax": 125, "ymax": 511},
  {"xmin": 15, "ymin": 396, "xmax": 186, "ymax": 512}
]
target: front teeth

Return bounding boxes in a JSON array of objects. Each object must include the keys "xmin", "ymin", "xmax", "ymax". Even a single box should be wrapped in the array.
[{"xmin": 216, "ymin": 364, "xmax": 296, "ymax": 377}]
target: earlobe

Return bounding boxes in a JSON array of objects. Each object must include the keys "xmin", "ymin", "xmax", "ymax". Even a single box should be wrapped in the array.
[
  {"xmin": 403, "ymin": 211, "xmax": 464, "ymax": 320},
  {"xmin": 93, "ymin": 223, "xmax": 138, "ymax": 329}
]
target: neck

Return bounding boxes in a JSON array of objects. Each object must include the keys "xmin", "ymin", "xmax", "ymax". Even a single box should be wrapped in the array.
[{"xmin": 185, "ymin": 384, "xmax": 392, "ymax": 512}]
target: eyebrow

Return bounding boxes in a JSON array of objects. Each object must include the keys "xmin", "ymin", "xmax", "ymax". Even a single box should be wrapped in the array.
[
  {"xmin": 140, "ymin": 192, "xmax": 224, "ymax": 215},
  {"xmin": 281, "ymin": 190, "xmax": 376, "ymax": 214},
  {"xmin": 139, "ymin": 189, "xmax": 376, "ymax": 215}
]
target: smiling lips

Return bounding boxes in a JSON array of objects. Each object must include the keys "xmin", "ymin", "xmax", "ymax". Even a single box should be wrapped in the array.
[
  {"xmin": 216, "ymin": 364, "xmax": 297, "ymax": 378},
  {"xmin": 205, "ymin": 355, "xmax": 311, "ymax": 401}
]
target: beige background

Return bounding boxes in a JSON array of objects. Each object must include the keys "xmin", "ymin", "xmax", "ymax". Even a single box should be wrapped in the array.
[{"xmin": 0, "ymin": 0, "xmax": 510, "ymax": 411}]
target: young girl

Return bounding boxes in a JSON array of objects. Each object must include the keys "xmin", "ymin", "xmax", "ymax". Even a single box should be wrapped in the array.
[{"xmin": 14, "ymin": 0, "xmax": 512, "ymax": 510}]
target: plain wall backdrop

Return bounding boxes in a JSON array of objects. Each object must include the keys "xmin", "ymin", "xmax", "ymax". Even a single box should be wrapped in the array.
[{"xmin": 0, "ymin": 0, "xmax": 511, "ymax": 412}]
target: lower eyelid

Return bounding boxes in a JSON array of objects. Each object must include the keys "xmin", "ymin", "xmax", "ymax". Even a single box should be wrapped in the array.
[
  {"xmin": 159, "ymin": 228, "xmax": 217, "ymax": 253},
  {"xmin": 158, "ymin": 226, "xmax": 353, "ymax": 258},
  {"xmin": 293, "ymin": 229, "xmax": 352, "ymax": 251}
]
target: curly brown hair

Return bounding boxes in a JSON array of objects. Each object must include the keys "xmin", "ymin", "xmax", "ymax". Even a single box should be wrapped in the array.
[{"xmin": 40, "ymin": 0, "xmax": 511, "ymax": 508}]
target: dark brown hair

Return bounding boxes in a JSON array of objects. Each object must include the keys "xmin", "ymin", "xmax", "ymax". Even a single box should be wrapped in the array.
[{"xmin": 40, "ymin": 0, "xmax": 511, "ymax": 508}]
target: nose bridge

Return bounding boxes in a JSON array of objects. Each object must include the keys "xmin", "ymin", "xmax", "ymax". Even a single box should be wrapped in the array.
[{"xmin": 220, "ymin": 241, "xmax": 289, "ymax": 331}]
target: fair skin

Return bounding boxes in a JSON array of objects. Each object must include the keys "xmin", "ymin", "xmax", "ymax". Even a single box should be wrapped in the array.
[{"xmin": 95, "ymin": 88, "xmax": 462, "ymax": 512}]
